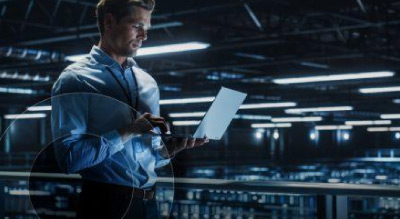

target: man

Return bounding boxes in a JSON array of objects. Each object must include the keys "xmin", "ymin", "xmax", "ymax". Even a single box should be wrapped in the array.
[{"xmin": 51, "ymin": 0, "xmax": 207, "ymax": 218}]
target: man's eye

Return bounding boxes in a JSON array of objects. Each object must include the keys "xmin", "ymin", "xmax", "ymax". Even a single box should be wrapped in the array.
[{"xmin": 133, "ymin": 25, "xmax": 149, "ymax": 32}]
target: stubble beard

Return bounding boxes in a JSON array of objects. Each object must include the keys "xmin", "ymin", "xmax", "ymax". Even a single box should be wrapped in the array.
[{"xmin": 120, "ymin": 47, "xmax": 137, "ymax": 57}]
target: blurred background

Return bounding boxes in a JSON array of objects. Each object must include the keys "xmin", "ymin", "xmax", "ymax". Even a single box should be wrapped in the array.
[{"xmin": 0, "ymin": 0, "xmax": 400, "ymax": 218}]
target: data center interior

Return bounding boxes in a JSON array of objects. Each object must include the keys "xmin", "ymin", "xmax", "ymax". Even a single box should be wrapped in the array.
[{"xmin": 1, "ymin": 0, "xmax": 400, "ymax": 218}]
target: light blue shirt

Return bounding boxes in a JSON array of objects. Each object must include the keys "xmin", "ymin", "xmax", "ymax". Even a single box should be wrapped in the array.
[{"xmin": 51, "ymin": 46, "xmax": 170, "ymax": 188}]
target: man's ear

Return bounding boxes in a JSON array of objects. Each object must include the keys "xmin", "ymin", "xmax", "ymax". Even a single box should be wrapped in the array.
[{"xmin": 104, "ymin": 13, "xmax": 114, "ymax": 32}]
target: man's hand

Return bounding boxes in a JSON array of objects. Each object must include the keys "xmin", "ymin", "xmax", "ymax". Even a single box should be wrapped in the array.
[
  {"xmin": 160, "ymin": 137, "xmax": 209, "ymax": 158},
  {"xmin": 133, "ymin": 112, "xmax": 169, "ymax": 134},
  {"xmin": 118, "ymin": 113, "xmax": 169, "ymax": 143}
]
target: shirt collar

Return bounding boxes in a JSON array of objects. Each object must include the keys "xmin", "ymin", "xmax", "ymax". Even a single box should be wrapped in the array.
[{"xmin": 89, "ymin": 45, "xmax": 137, "ymax": 70}]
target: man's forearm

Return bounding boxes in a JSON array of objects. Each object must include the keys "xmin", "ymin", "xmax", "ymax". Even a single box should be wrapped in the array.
[{"xmin": 54, "ymin": 132, "xmax": 124, "ymax": 173}]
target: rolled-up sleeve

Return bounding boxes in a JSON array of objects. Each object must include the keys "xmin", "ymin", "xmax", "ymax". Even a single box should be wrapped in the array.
[
  {"xmin": 151, "ymin": 135, "xmax": 171, "ymax": 168},
  {"xmin": 51, "ymin": 71, "xmax": 125, "ymax": 174}
]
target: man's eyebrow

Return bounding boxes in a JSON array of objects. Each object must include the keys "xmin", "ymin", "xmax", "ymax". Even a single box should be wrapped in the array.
[{"xmin": 126, "ymin": 18, "xmax": 151, "ymax": 29}]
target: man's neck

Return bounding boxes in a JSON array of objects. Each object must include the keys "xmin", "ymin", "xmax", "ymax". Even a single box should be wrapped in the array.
[{"xmin": 98, "ymin": 40, "xmax": 127, "ymax": 68}]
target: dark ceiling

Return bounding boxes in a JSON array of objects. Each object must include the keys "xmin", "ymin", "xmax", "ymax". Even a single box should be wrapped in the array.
[{"xmin": 0, "ymin": 0, "xmax": 399, "ymax": 124}]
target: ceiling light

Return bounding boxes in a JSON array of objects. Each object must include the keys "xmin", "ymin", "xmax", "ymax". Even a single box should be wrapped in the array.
[
  {"xmin": 367, "ymin": 127, "xmax": 389, "ymax": 132},
  {"xmin": 137, "ymin": 42, "xmax": 210, "ymax": 57},
  {"xmin": 273, "ymin": 71, "xmax": 394, "ymax": 84},
  {"xmin": 251, "ymin": 123, "xmax": 292, "ymax": 128},
  {"xmin": 315, "ymin": 125, "xmax": 352, "ymax": 130},
  {"xmin": 271, "ymin": 117, "xmax": 322, "ymax": 123},
  {"xmin": 0, "ymin": 72, "xmax": 50, "ymax": 82},
  {"xmin": 160, "ymin": 97, "xmax": 215, "ymax": 105},
  {"xmin": 172, "ymin": 120, "xmax": 201, "ymax": 126},
  {"xmin": 299, "ymin": 61, "xmax": 329, "ymax": 69},
  {"xmin": 66, "ymin": 42, "xmax": 210, "ymax": 62},
  {"xmin": 345, "ymin": 120, "xmax": 391, "ymax": 126},
  {"xmin": 381, "ymin": 114, "xmax": 400, "ymax": 119},
  {"xmin": 285, "ymin": 106, "xmax": 353, "ymax": 114},
  {"xmin": 359, "ymin": 86, "xmax": 400, "ymax": 94},
  {"xmin": 367, "ymin": 127, "xmax": 400, "ymax": 132},
  {"xmin": 235, "ymin": 52, "xmax": 268, "ymax": 60},
  {"xmin": 234, "ymin": 115, "xmax": 271, "ymax": 120},
  {"xmin": 27, "ymin": 105, "xmax": 52, "ymax": 111},
  {"xmin": 240, "ymin": 102, "xmax": 296, "ymax": 109},
  {"xmin": 4, "ymin": 113, "xmax": 46, "ymax": 120},
  {"xmin": 0, "ymin": 87, "xmax": 37, "ymax": 94},
  {"xmin": 169, "ymin": 112, "xmax": 206, "ymax": 118}
]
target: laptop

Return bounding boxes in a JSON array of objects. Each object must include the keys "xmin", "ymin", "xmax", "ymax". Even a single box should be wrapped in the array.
[{"xmin": 162, "ymin": 87, "xmax": 247, "ymax": 140}]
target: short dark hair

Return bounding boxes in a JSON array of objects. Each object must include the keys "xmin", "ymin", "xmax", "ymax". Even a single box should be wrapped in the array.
[{"xmin": 96, "ymin": 0, "xmax": 155, "ymax": 36}]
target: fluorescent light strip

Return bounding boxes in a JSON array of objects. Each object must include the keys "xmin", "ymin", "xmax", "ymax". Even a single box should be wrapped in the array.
[
  {"xmin": 137, "ymin": 42, "xmax": 210, "ymax": 57},
  {"xmin": 299, "ymin": 61, "xmax": 329, "ymax": 69},
  {"xmin": 160, "ymin": 97, "xmax": 215, "ymax": 105},
  {"xmin": 251, "ymin": 123, "xmax": 292, "ymax": 128},
  {"xmin": 367, "ymin": 127, "xmax": 400, "ymax": 132},
  {"xmin": 285, "ymin": 106, "xmax": 353, "ymax": 114},
  {"xmin": 234, "ymin": 114, "xmax": 271, "ymax": 120},
  {"xmin": 271, "ymin": 117, "xmax": 323, "ymax": 123},
  {"xmin": 315, "ymin": 125, "xmax": 352, "ymax": 130},
  {"xmin": 359, "ymin": 86, "xmax": 400, "ymax": 94},
  {"xmin": 0, "ymin": 72, "xmax": 50, "ymax": 82},
  {"xmin": 66, "ymin": 42, "xmax": 210, "ymax": 62},
  {"xmin": 169, "ymin": 112, "xmax": 205, "ymax": 118},
  {"xmin": 345, "ymin": 120, "xmax": 391, "ymax": 126},
  {"xmin": 273, "ymin": 71, "xmax": 395, "ymax": 84},
  {"xmin": 4, "ymin": 113, "xmax": 46, "ymax": 119},
  {"xmin": 0, "ymin": 87, "xmax": 36, "ymax": 94},
  {"xmin": 172, "ymin": 120, "xmax": 200, "ymax": 126},
  {"xmin": 381, "ymin": 114, "xmax": 400, "ymax": 119},
  {"xmin": 27, "ymin": 105, "xmax": 52, "ymax": 111},
  {"xmin": 240, "ymin": 102, "xmax": 296, "ymax": 109}
]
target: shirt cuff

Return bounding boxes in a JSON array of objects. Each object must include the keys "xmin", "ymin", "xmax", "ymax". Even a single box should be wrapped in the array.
[
  {"xmin": 155, "ymin": 150, "xmax": 171, "ymax": 168},
  {"xmin": 152, "ymin": 135, "xmax": 172, "ymax": 167},
  {"xmin": 102, "ymin": 130, "xmax": 124, "ymax": 155}
]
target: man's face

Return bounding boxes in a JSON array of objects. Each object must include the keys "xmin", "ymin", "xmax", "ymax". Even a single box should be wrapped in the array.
[{"xmin": 107, "ymin": 7, "xmax": 151, "ymax": 57}]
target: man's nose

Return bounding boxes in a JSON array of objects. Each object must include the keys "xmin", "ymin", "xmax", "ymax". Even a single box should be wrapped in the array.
[{"xmin": 137, "ymin": 29, "xmax": 148, "ymax": 41}]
